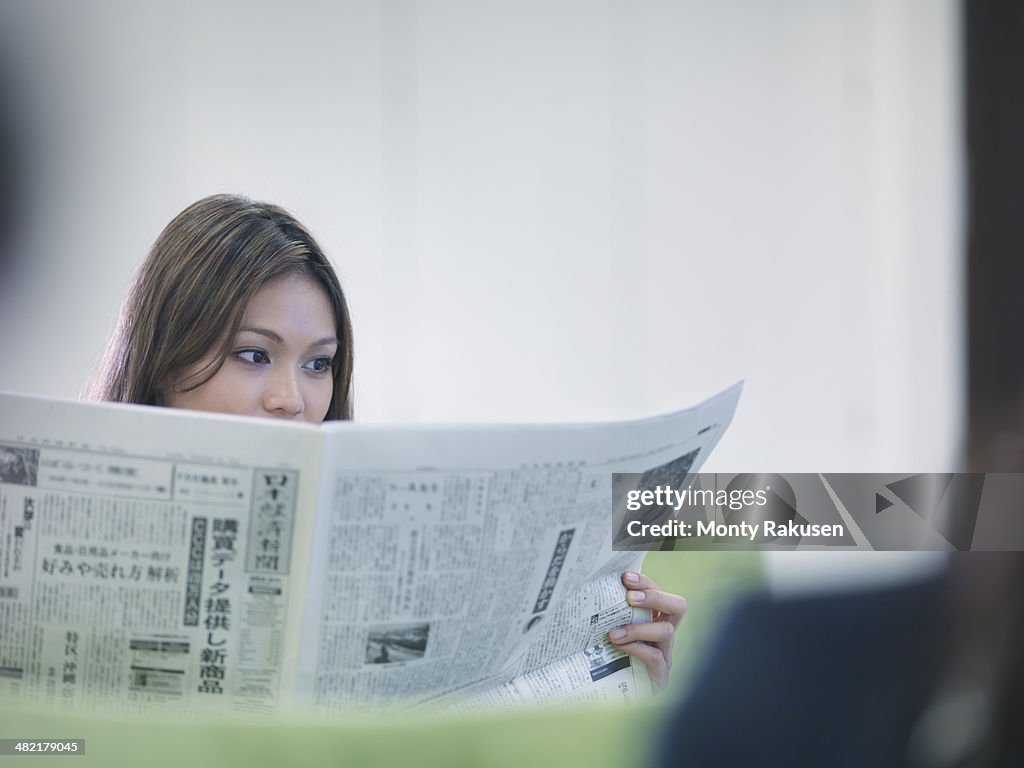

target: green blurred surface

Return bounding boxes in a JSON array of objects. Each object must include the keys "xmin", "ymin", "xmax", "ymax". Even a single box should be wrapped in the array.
[
  {"xmin": 0, "ymin": 552, "xmax": 761, "ymax": 768},
  {"xmin": 0, "ymin": 701, "xmax": 660, "ymax": 768}
]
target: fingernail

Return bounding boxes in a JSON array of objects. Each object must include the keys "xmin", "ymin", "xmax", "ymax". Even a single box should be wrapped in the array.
[
  {"xmin": 624, "ymin": 572, "xmax": 640, "ymax": 584},
  {"xmin": 609, "ymin": 628, "xmax": 626, "ymax": 641},
  {"xmin": 628, "ymin": 590, "xmax": 645, "ymax": 603}
]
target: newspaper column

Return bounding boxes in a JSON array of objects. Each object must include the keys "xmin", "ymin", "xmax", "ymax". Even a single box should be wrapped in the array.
[{"xmin": 198, "ymin": 518, "xmax": 238, "ymax": 696}]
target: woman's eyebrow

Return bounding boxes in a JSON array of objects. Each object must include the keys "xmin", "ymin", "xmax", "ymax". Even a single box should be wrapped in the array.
[
  {"xmin": 238, "ymin": 326, "xmax": 284, "ymax": 343},
  {"xmin": 309, "ymin": 336, "xmax": 340, "ymax": 348},
  {"xmin": 237, "ymin": 326, "xmax": 338, "ymax": 349}
]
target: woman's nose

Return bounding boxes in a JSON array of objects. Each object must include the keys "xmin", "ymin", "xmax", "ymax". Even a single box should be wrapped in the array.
[{"xmin": 263, "ymin": 369, "xmax": 304, "ymax": 417}]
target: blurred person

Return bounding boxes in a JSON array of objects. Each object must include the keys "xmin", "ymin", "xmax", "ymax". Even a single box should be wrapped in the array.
[
  {"xmin": 86, "ymin": 193, "xmax": 686, "ymax": 691},
  {"xmin": 654, "ymin": 552, "xmax": 1021, "ymax": 767},
  {"xmin": 0, "ymin": 41, "xmax": 26, "ymax": 282},
  {"xmin": 652, "ymin": 395, "xmax": 1024, "ymax": 766}
]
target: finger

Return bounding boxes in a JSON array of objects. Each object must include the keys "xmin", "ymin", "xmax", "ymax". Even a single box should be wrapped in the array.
[
  {"xmin": 609, "ymin": 623, "xmax": 675, "ymax": 671},
  {"xmin": 621, "ymin": 571, "xmax": 659, "ymax": 591},
  {"xmin": 615, "ymin": 640, "xmax": 669, "ymax": 694},
  {"xmin": 626, "ymin": 589, "xmax": 688, "ymax": 627},
  {"xmin": 607, "ymin": 620, "xmax": 675, "ymax": 647}
]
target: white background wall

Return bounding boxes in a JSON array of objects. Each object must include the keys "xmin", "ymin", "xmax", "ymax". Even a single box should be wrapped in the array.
[{"xmin": 0, "ymin": 1, "xmax": 962, "ymax": 583}]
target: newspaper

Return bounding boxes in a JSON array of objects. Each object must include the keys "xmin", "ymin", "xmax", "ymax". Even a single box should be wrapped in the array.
[{"xmin": 0, "ymin": 384, "xmax": 741, "ymax": 714}]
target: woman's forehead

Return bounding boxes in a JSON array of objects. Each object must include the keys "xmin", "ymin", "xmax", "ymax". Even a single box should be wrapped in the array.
[{"xmin": 239, "ymin": 274, "xmax": 337, "ymax": 338}]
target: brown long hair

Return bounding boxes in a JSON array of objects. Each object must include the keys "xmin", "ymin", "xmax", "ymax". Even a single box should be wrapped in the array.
[{"xmin": 86, "ymin": 194, "xmax": 354, "ymax": 420}]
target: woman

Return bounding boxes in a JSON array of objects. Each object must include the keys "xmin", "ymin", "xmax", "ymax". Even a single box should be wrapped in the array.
[
  {"xmin": 86, "ymin": 194, "xmax": 353, "ymax": 422},
  {"xmin": 88, "ymin": 193, "xmax": 684, "ymax": 692}
]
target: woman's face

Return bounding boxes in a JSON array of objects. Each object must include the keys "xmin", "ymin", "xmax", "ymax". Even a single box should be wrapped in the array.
[{"xmin": 166, "ymin": 273, "xmax": 338, "ymax": 424}]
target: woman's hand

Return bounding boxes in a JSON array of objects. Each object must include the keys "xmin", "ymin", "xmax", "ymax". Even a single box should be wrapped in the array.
[{"xmin": 607, "ymin": 571, "xmax": 687, "ymax": 694}]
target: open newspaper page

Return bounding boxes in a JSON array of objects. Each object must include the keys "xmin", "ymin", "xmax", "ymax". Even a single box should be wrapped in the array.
[
  {"xmin": 0, "ymin": 384, "xmax": 741, "ymax": 716},
  {"xmin": 0, "ymin": 395, "xmax": 323, "ymax": 715},
  {"xmin": 292, "ymin": 383, "xmax": 741, "ymax": 711}
]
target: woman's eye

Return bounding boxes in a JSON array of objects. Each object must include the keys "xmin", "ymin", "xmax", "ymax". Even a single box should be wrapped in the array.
[
  {"xmin": 303, "ymin": 357, "xmax": 333, "ymax": 374},
  {"xmin": 236, "ymin": 349, "xmax": 270, "ymax": 365}
]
